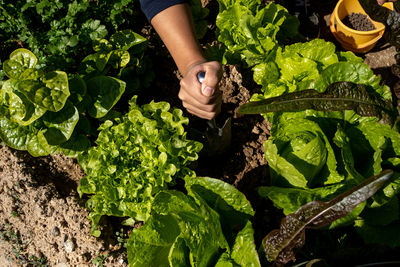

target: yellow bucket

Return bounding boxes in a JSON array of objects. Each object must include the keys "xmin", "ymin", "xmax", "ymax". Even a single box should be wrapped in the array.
[{"xmin": 330, "ymin": 0, "xmax": 393, "ymax": 53}]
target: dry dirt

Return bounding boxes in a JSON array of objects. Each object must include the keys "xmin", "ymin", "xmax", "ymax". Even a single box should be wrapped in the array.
[{"xmin": 1, "ymin": 1, "xmax": 399, "ymax": 266}]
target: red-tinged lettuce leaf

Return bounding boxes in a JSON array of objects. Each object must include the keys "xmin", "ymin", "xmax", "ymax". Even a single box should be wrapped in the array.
[
  {"xmin": 262, "ymin": 169, "xmax": 394, "ymax": 265},
  {"xmin": 238, "ymin": 81, "xmax": 397, "ymax": 124}
]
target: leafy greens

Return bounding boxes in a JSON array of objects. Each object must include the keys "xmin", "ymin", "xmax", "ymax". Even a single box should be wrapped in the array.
[{"xmin": 77, "ymin": 96, "xmax": 203, "ymax": 236}]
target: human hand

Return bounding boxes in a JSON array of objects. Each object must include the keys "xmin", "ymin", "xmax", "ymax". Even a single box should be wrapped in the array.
[{"xmin": 178, "ymin": 61, "xmax": 222, "ymax": 120}]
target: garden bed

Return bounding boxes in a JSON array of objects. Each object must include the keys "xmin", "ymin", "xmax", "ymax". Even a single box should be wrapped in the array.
[{"xmin": 1, "ymin": 0, "xmax": 400, "ymax": 266}]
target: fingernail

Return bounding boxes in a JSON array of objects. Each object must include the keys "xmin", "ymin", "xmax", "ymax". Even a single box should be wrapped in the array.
[{"xmin": 202, "ymin": 86, "xmax": 214, "ymax": 96}]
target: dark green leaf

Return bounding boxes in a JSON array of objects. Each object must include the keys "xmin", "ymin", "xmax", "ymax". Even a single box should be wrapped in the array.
[
  {"xmin": 42, "ymin": 101, "xmax": 79, "ymax": 145},
  {"xmin": 109, "ymin": 29, "xmax": 147, "ymax": 51},
  {"xmin": 109, "ymin": 50, "xmax": 130, "ymax": 69},
  {"xmin": 68, "ymin": 75, "xmax": 87, "ymax": 108},
  {"xmin": 355, "ymin": 219, "xmax": 400, "ymax": 247},
  {"xmin": 50, "ymin": 133, "xmax": 91, "ymax": 158},
  {"xmin": 86, "ymin": 76, "xmax": 125, "ymax": 118}
]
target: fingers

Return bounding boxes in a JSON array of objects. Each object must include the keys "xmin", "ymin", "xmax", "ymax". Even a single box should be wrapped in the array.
[
  {"xmin": 179, "ymin": 90, "xmax": 222, "ymax": 119},
  {"xmin": 186, "ymin": 101, "xmax": 222, "ymax": 120},
  {"xmin": 178, "ymin": 61, "xmax": 222, "ymax": 120}
]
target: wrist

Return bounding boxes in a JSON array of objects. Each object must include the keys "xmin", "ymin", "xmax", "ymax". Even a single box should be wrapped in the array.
[{"xmin": 182, "ymin": 57, "xmax": 207, "ymax": 77}]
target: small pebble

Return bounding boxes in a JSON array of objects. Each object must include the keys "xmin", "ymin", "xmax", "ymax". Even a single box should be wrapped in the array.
[
  {"xmin": 52, "ymin": 226, "xmax": 60, "ymax": 237},
  {"xmin": 63, "ymin": 239, "xmax": 75, "ymax": 253}
]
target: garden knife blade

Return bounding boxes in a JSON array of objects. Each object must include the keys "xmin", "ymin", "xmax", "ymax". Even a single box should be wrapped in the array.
[{"xmin": 197, "ymin": 71, "xmax": 232, "ymax": 157}]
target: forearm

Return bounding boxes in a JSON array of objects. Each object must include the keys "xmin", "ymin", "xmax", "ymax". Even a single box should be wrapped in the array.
[{"xmin": 150, "ymin": 3, "xmax": 206, "ymax": 76}]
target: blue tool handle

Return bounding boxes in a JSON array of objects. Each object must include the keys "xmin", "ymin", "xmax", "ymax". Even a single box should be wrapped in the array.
[
  {"xmin": 197, "ymin": 71, "xmax": 218, "ymax": 129},
  {"xmin": 197, "ymin": 71, "xmax": 206, "ymax": 84}
]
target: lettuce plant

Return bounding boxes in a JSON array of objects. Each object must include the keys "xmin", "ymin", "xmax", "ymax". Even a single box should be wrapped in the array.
[
  {"xmin": 0, "ymin": 48, "xmax": 76, "ymax": 156},
  {"xmin": 78, "ymin": 29, "xmax": 153, "ymax": 95},
  {"xmin": 77, "ymin": 96, "xmax": 203, "ymax": 236},
  {"xmin": 222, "ymin": 6, "xmax": 400, "ymax": 246},
  {"xmin": 127, "ymin": 176, "xmax": 259, "ymax": 267},
  {"xmin": 0, "ymin": 29, "xmax": 149, "ymax": 157},
  {"xmin": 250, "ymin": 39, "xmax": 391, "ymax": 101},
  {"xmin": 215, "ymin": 1, "xmax": 299, "ymax": 67},
  {"xmin": 217, "ymin": 0, "xmax": 261, "ymax": 13},
  {"xmin": 262, "ymin": 170, "xmax": 394, "ymax": 265}
]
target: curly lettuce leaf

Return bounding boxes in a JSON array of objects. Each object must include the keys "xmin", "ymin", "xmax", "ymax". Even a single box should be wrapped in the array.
[
  {"xmin": 216, "ymin": 2, "xmax": 298, "ymax": 66},
  {"xmin": 217, "ymin": 0, "xmax": 261, "ymax": 13},
  {"xmin": 77, "ymin": 97, "xmax": 203, "ymax": 233}
]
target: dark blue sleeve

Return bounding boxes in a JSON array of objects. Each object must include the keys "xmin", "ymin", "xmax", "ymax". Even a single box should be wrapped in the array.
[{"xmin": 139, "ymin": 0, "xmax": 189, "ymax": 22}]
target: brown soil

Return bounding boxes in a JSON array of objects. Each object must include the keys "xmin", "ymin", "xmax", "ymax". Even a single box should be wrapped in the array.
[
  {"xmin": 1, "ymin": 1, "xmax": 399, "ymax": 266},
  {"xmin": 0, "ymin": 146, "xmax": 128, "ymax": 266}
]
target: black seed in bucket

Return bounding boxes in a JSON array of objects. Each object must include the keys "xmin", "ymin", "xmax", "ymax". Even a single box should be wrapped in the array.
[{"xmin": 341, "ymin": 12, "xmax": 376, "ymax": 31}]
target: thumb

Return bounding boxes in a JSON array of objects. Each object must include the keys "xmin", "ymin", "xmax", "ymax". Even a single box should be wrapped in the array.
[
  {"xmin": 201, "ymin": 84, "xmax": 214, "ymax": 97},
  {"xmin": 200, "ymin": 71, "xmax": 219, "ymax": 97}
]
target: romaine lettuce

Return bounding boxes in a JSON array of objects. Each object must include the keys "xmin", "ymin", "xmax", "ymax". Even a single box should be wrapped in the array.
[{"xmin": 127, "ymin": 177, "xmax": 260, "ymax": 267}]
